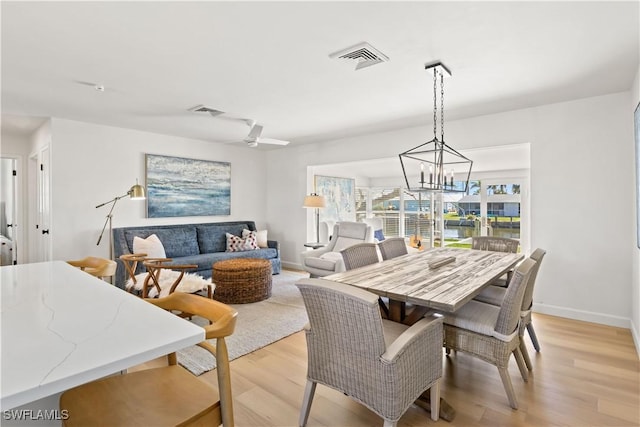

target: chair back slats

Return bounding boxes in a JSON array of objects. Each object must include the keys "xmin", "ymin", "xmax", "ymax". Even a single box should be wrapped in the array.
[
  {"xmin": 378, "ymin": 237, "xmax": 408, "ymax": 260},
  {"xmin": 494, "ymin": 258, "xmax": 535, "ymax": 336},
  {"xmin": 472, "ymin": 236, "xmax": 519, "ymax": 253},
  {"xmin": 340, "ymin": 243, "xmax": 379, "ymax": 271}
]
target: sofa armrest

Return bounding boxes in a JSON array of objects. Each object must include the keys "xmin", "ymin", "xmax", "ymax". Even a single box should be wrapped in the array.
[{"xmin": 267, "ymin": 239, "xmax": 280, "ymax": 255}]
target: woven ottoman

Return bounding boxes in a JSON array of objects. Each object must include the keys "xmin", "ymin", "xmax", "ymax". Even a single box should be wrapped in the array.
[{"xmin": 212, "ymin": 258, "xmax": 272, "ymax": 304}]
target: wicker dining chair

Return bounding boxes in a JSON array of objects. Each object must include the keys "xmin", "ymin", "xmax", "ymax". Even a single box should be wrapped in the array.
[
  {"xmin": 340, "ymin": 242, "xmax": 380, "ymax": 270},
  {"xmin": 60, "ymin": 292, "xmax": 238, "ymax": 427},
  {"xmin": 471, "ymin": 236, "xmax": 520, "ymax": 284},
  {"xmin": 378, "ymin": 237, "xmax": 408, "ymax": 260},
  {"xmin": 473, "ymin": 248, "xmax": 547, "ymax": 370},
  {"xmin": 340, "ymin": 242, "xmax": 391, "ymax": 317},
  {"xmin": 442, "ymin": 258, "xmax": 536, "ymax": 410},
  {"xmin": 296, "ymin": 278, "xmax": 443, "ymax": 426}
]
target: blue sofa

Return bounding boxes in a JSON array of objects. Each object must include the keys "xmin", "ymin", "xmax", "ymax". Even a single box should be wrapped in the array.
[{"xmin": 112, "ymin": 220, "xmax": 281, "ymax": 289}]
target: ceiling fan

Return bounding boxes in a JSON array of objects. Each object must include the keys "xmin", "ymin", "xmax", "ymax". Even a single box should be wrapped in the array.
[{"xmin": 189, "ymin": 105, "xmax": 290, "ymax": 148}]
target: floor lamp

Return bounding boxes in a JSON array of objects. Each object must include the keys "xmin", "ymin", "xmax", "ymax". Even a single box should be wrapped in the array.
[
  {"xmin": 96, "ymin": 181, "xmax": 146, "ymax": 260},
  {"xmin": 303, "ymin": 193, "xmax": 326, "ymax": 244}
]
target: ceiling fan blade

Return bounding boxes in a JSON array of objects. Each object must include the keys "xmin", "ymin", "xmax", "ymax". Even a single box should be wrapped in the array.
[
  {"xmin": 246, "ymin": 123, "xmax": 263, "ymax": 141},
  {"xmin": 258, "ymin": 138, "xmax": 290, "ymax": 146}
]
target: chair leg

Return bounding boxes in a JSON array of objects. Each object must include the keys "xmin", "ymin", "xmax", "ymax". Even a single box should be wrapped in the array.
[
  {"xmin": 430, "ymin": 381, "xmax": 440, "ymax": 421},
  {"xmin": 520, "ymin": 338, "xmax": 533, "ymax": 371},
  {"xmin": 216, "ymin": 338, "xmax": 235, "ymax": 427},
  {"xmin": 526, "ymin": 322, "xmax": 541, "ymax": 352},
  {"xmin": 513, "ymin": 347, "xmax": 528, "ymax": 382},
  {"xmin": 382, "ymin": 420, "xmax": 397, "ymax": 427},
  {"xmin": 299, "ymin": 380, "xmax": 317, "ymax": 427},
  {"xmin": 497, "ymin": 367, "xmax": 519, "ymax": 409}
]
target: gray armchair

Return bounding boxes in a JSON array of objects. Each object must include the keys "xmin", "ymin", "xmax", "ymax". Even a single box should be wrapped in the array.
[
  {"xmin": 300, "ymin": 221, "xmax": 373, "ymax": 277},
  {"xmin": 296, "ymin": 278, "xmax": 443, "ymax": 426}
]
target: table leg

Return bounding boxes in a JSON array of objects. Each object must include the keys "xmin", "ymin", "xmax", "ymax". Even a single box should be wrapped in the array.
[
  {"xmin": 388, "ymin": 300, "xmax": 406, "ymax": 322},
  {"xmin": 414, "ymin": 390, "xmax": 456, "ymax": 422},
  {"xmin": 402, "ymin": 305, "xmax": 430, "ymax": 326}
]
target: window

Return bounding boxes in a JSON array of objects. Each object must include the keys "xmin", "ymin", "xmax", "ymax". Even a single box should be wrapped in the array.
[
  {"xmin": 369, "ymin": 188, "xmax": 400, "ymax": 237},
  {"xmin": 403, "ymin": 190, "xmax": 431, "ymax": 241},
  {"xmin": 357, "ymin": 179, "xmax": 524, "ymax": 248},
  {"xmin": 355, "ymin": 187, "xmax": 368, "ymax": 222}
]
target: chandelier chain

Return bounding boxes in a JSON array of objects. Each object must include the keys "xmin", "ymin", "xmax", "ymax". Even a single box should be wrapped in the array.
[
  {"xmin": 433, "ymin": 67, "xmax": 438, "ymax": 140},
  {"xmin": 440, "ymin": 72, "xmax": 445, "ymax": 142}
]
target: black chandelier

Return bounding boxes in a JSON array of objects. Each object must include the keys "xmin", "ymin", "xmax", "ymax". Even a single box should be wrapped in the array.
[{"xmin": 399, "ymin": 62, "xmax": 472, "ymax": 193}]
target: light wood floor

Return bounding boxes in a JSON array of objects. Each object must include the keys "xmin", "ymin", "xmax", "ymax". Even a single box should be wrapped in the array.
[{"xmin": 136, "ymin": 298, "xmax": 640, "ymax": 426}]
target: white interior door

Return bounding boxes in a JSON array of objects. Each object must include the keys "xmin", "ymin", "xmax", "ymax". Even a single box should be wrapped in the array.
[
  {"xmin": 0, "ymin": 157, "xmax": 18, "ymax": 265},
  {"xmin": 31, "ymin": 146, "xmax": 52, "ymax": 262}
]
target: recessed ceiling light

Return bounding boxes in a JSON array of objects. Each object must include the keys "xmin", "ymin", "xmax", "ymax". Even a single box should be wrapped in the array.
[{"xmin": 94, "ymin": 84, "xmax": 105, "ymax": 92}]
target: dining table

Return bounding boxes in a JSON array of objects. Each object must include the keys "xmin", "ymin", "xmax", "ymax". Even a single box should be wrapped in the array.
[
  {"xmin": 1, "ymin": 261, "xmax": 204, "ymax": 413},
  {"xmin": 325, "ymin": 246, "xmax": 524, "ymax": 421},
  {"xmin": 326, "ymin": 246, "xmax": 524, "ymax": 322}
]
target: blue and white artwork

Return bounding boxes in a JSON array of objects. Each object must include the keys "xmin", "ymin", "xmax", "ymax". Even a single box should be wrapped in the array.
[
  {"xmin": 315, "ymin": 175, "xmax": 355, "ymax": 223},
  {"xmin": 146, "ymin": 154, "xmax": 231, "ymax": 218}
]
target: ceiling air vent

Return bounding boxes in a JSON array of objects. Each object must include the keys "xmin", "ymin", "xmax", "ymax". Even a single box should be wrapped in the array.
[
  {"xmin": 329, "ymin": 42, "xmax": 389, "ymax": 70},
  {"xmin": 187, "ymin": 105, "xmax": 224, "ymax": 117}
]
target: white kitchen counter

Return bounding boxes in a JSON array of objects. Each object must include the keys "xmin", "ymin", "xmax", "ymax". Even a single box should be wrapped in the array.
[{"xmin": 1, "ymin": 261, "xmax": 204, "ymax": 410}]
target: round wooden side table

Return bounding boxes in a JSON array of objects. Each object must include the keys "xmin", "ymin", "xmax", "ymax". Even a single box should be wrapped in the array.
[{"xmin": 212, "ymin": 258, "xmax": 272, "ymax": 304}]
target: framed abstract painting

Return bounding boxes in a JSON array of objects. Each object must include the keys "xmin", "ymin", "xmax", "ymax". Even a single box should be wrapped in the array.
[
  {"xmin": 315, "ymin": 175, "xmax": 356, "ymax": 223},
  {"xmin": 145, "ymin": 154, "xmax": 231, "ymax": 218}
]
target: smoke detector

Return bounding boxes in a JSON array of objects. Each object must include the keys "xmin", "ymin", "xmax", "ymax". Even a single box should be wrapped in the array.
[{"xmin": 329, "ymin": 42, "xmax": 389, "ymax": 70}]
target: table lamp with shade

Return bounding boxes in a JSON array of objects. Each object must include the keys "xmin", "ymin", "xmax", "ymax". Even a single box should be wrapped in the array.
[
  {"xmin": 96, "ymin": 180, "xmax": 146, "ymax": 260},
  {"xmin": 303, "ymin": 193, "xmax": 326, "ymax": 244}
]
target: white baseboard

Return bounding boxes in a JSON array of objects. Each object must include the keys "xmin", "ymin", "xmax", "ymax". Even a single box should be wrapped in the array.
[
  {"xmin": 282, "ymin": 261, "xmax": 304, "ymax": 271},
  {"xmin": 631, "ymin": 320, "xmax": 640, "ymax": 359},
  {"xmin": 533, "ymin": 302, "xmax": 631, "ymax": 329}
]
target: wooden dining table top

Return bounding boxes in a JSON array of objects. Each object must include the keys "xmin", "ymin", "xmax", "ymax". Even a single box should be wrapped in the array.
[{"xmin": 326, "ymin": 247, "xmax": 524, "ymax": 313}]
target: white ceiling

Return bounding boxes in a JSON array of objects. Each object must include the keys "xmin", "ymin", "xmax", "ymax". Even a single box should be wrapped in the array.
[{"xmin": 1, "ymin": 1, "xmax": 638, "ymax": 146}]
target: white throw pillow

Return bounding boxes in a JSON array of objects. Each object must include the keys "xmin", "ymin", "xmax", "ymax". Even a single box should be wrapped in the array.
[
  {"xmin": 243, "ymin": 228, "xmax": 268, "ymax": 248},
  {"xmin": 133, "ymin": 234, "xmax": 166, "ymax": 258}
]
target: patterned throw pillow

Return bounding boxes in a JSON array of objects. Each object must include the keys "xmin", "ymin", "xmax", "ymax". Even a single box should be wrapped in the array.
[
  {"xmin": 226, "ymin": 232, "xmax": 259, "ymax": 252},
  {"xmin": 243, "ymin": 228, "xmax": 268, "ymax": 248}
]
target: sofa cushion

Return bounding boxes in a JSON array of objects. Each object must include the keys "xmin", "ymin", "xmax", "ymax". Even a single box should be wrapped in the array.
[
  {"xmin": 333, "ymin": 236, "xmax": 364, "ymax": 252},
  {"xmin": 174, "ymin": 248, "xmax": 279, "ymax": 278},
  {"xmin": 305, "ymin": 256, "xmax": 337, "ymax": 271},
  {"xmin": 337, "ymin": 222, "xmax": 369, "ymax": 239},
  {"xmin": 197, "ymin": 224, "xmax": 249, "ymax": 254},
  {"xmin": 124, "ymin": 227, "xmax": 199, "ymax": 258}
]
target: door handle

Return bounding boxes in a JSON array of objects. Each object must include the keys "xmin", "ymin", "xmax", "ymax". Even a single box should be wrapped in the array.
[{"xmin": 42, "ymin": 229, "xmax": 49, "ymax": 235}]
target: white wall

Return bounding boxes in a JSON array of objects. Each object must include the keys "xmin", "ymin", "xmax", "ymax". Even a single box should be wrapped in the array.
[
  {"xmin": 48, "ymin": 118, "xmax": 271, "ymax": 261},
  {"xmin": 631, "ymin": 66, "xmax": 640, "ymax": 353},
  {"xmin": 267, "ymin": 91, "xmax": 635, "ymax": 329}
]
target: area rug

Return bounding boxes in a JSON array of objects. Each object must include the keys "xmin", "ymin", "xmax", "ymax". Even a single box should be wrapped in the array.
[{"xmin": 177, "ymin": 270, "xmax": 309, "ymax": 375}]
